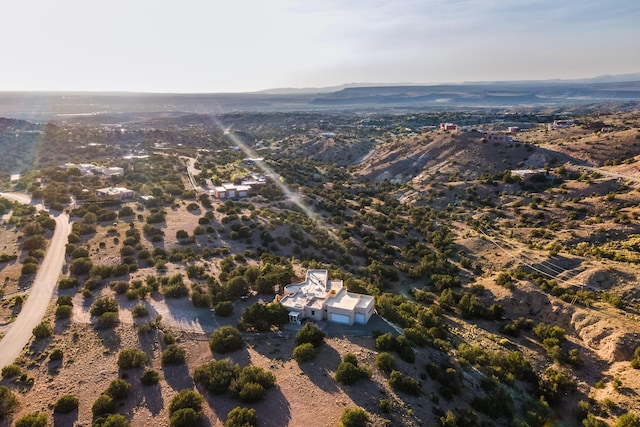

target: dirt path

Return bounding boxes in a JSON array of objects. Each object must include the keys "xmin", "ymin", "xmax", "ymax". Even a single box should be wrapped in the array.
[{"xmin": 0, "ymin": 193, "xmax": 72, "ymax": 369}]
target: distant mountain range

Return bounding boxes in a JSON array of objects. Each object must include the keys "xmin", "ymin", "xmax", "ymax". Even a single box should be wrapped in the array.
[{"xmin": 1, "ymin": 73, "xmax": 639, "ymax": 120}]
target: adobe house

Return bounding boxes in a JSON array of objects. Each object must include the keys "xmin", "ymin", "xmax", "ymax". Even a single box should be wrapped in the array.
[{"xmin": 280, "ymin": 269, "xmax": 375, "ymax": 325}]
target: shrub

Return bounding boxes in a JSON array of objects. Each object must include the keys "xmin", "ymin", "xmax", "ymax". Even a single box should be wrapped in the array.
[
  {"xmin": 293, "ymin": 343, "xmax": 316, "ymax": 363},
  {"xmin": 15, "ymin": 412, "xmax": 48, "ymax": 427},
  {"xmin": 238, "ymin": 302, "xmax": 288, "ymax": 332},
  {"xmin": 98, "ymin": 311, "xmax": 119, "ymax": 329},
  {"xmin": 379, "ymin": 399, "xmax": 392, "ymax": 413},
  {"xmin": 105, "ymin": 379, "xmax": 131, "ymax": 400},
  {"xmin": 117, "ymin": 348, "xmax": 148, "ymax": 368},
  {"xmin": 50, "ymin": 348, "xmax": 64, "ymax": 361},
  {"xmin": 209, "ymin": 325, "xmax": 244, "ymax": 353},
  {"xmin": 389, "ymin": 370, "xmax": 421, "ymax": 395},
  {"xmin": 55, "ymin": 304, "xmax": 73, "ymax": 319},
  {"xmin": 375, "ymin": 352, "xmax": 396, "ymax": 374},
  {"xmin": 615, "ymin": 413, "xmax": 640, "ymax": 427},
  {"xmin": 214, "ymin": 301, "xmax": 234, "ymax": 317},
  {"xmin": 0, "ymin": 385, "xmax": 19, "ymax": 418},
  {"xmin": 340, "ymin": 407, "xmax": 370, "ymax": 427},
  {"xmin": 375, "ymin": 333, "xmax": 396, "ymax": 351},
  {"xmin": 90, "ymin": 297, "xmax": 119, "ymax": 316},
  {"xmin": 193, "ymin": 359, "xmax": 241, "ymax": 395},
  {"xmin": 131, "ymin": 304, "xmax": 149, "ymax": 318},
  {"xmin": 32, "ymin": 321, "xmax": 53, "ymax": 339},
  {"xmin": 162, "ymin": 344, "xmax": 187, "ymax": 365},
  {"xmin": 170, "ymin": 408, "xmax": 200, "ymax": 427},
  {"xmin": 92, "ymin": 394, "xmax": 116, "ymax": 417},
  {"xmin": 57, "ymin": 295, "xmax": 73, "ymax": 306},
  {"xmin": 2, "ymin": 364, "xmax": 21, "ymax": 379},
  {"xmin": 229, "ymin": 366, "xmax": 276, "ymax": 402},
  {"xmin": 169, "ymin": 389, "xmax": 204, "ymax": 414},
  {"xmin": 225, "ymin": 407, "xmax": 257, "ymax": 427},
  {"xmin": 335, "ymin": 361, "xmax": 368, "ymax": 385},
  {"xmin": 54, "ymin": 394, "xmax": 79, "ymax": 413},
  {"xmin": 295, "ymin": 322, "xmax": 325, "ymax": 348},
  {"xmin": 93, "ymin": 414, "xmax": 131, "ymax": 427},
  {"xmin": 141, "ymin": 369, "xmax": 160, "ymax": 386},
  {"xmin": 538, "ymin": 368, "xmax": 576, "ymax": 403}
]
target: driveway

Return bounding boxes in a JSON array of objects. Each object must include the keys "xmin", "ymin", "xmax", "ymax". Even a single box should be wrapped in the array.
[{"xmin": 0, "ymin": 193, "xmax": 72, "ymax": 369}]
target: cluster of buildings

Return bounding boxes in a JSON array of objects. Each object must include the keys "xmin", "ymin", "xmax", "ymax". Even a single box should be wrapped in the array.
[
  {"xmin": 210, "ymin": 174, "xmax": 267, "ymax": 200},
  {"xmin": 548, "ymin": 120, "xmax": 575, "ymax": 130},
  {"xmin": 61, "ymin": 163, "xmax": 124, "ymax": 177},
  {"xmin": 280, "ymin": 269, "xmax": 375, "ymax": 325},
  {"xmin": 95, "ymin": 187, "xmax": 135, "ymax": 199}
]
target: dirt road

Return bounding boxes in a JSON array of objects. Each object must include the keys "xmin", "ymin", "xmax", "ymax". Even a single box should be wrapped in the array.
[{"xmin": 0, "ymin": 193, "xmax": 72, "ymax": 369}]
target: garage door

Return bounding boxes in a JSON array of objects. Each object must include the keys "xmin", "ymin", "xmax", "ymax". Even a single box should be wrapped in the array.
[
  {"xmin": 329, "ymin": 313, "xmax": 350, "ymax": 324},
  {"xmin": 355, "ymin": 313, "xmax": 366, "ymax": 324}
]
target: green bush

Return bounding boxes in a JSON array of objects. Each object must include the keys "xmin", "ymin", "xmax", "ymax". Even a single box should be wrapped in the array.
[
  {"xmin": 98, "ymin": 311, "xmax": 119, "ymax": 329},
  {"xmin": 117, "ymin": 348, "xmax": 148, "ymax": 368},
  {"xmin": 32, "ymin": 321, "xmax": 53, "ymax": 339},
  {"xmin": 295, "ymin": 322, "xmax": 325, "ymax": 348},
  {"xmin": 293, "ymin": 343, "xmax": 316, "ymax": 363},
  {"xmin": 55, "ymin": 304, "xmax": 73, "ymax": 319},
  {"xmin": 105, "ymin": 379, "xmax": 130, "ymax": 400},
  {"xmin": 57, "ymin": 295, "xmax": 74, "ymax": 306},
  {"xmin": 93, "ymin": 414, "xmax": 131, "ymax": 427},
  {"xmin": 340, "ymin": 407, "xmax": 370, "ymax": 427},
  {"xmin": 169, "ymin": 389, "xmax": 204, "ymax": 414},
  {"xmin": 54, "ymin": 394, "xmax": 79, "ymax": 413},
  {"xmin": 170, "ymin": 408, "xmax": 200, "ymax": 427},
  {"xmin": 1, "ymin": 364, "xmax": 21, "ymax": 379},
  {"xmin": 214, "ymin": 301, "xmax": 234, "ymax": 317},
  {"xmin": 15, "ymin": 412, "xmax": 48, "ymax": 427},
  {"xmin": 225, "ymin": 407, "xmax": 257, "ymax": 427},
  {"xmin": 335, "ymin": 360, "xmax": 370, "ymax": 385},
  {"xmin": 90, "ymin": 297, "xmax": 119, "ymax": 316},
  {"xmin": 162, "ymin": 344, "xmax": 187, "ymax": 365},
  {"xmin": 141, "ymin": 369, "xmax": 160, "ymax": 386},
  {"xmin": 229, "ymin": 366, "xmax": 276, "ymax": 402},
  {"xmin": 375, "ymin": 352, "xmax": 396, "ymax": 374},
  {"xmin": 615, "ymin": 412, "xmax": 640, "ymax": 427},
  {"xmin": 0, "ymin": 385, "xmax": 19, "ymax": 419},
  {"xmin": 538, "ymin": 368, "xmax": 576, "ymax": 403},
  {"xmin": 92, "ymin": 394, "xmax": 116, "ymax": 417},
  {"xmin": 50, "ymin": 348, "xmax": 64, "ymax": 361},
  {"xmin": 209, "ymin": 325, "xmax": 244, "ymax": 353},
  {"xmin": 389, "ymin": 370, "xmax": 422, "ymax": 396},
  {"xmin": 238, "ymin": 301, "xmax": 288, "ymax": 332},
  {"xmin": 131, "ymin": 304, "xmax": 149, "ymax": 318},
  {"xmin": 193, "ymin": 359, "xmax": 240, "ymax": 395}
]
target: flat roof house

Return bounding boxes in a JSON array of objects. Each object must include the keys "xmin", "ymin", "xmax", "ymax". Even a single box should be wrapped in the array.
[
  {"xmin": 280, "ymin": 269, "xmax": 375, "ymax": 325},
  {"xmin": 96, "ymin": 187, "xmax": 134, "ymax": 199}
]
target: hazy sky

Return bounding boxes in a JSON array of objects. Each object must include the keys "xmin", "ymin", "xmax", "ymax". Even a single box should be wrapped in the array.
[{"xmin": 2, "ymin": 0, "xmax": 639, "ymax": 93}]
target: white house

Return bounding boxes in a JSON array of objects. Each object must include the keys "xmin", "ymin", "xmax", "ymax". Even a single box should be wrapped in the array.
[
  {"xmin": 96, "ymin": 187, "xmax": 134, "ymax": 199},
  {"xmin": 280, "ymin": 269, "xmax": 375, "ymax": 325}
]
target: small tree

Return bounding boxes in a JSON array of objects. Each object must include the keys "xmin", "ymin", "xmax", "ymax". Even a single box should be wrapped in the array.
[
  {"xmin": 105, "ymin": 379, "xmax": 131, "ymax": 400},
  {"xmin": 169, "ymin": 389, "xmax": 204, "ymax": 414},
  {"xmin": 93, "ymin": 414, "xmax": 131, "ymax": 427},
  {"xmin": 295, "ymin": 322, "xmax": 325, "ymax": 348},
  {"xmin": 170, "ymin": 408, "xmax": 200, "ymax": 427},
  {"xmin": 15, "ymin": 412, "xmax": 48, "ymax": 427},
  {"xmin": 615, "ymin": 412, "xmax": 640, "ymax": 427},
  {"xmin": 1, "ymin": 364, "xmax": 21, "ymax": 379},
  {"xmin": 162, "ymin": 344, "xmax": 187, "ymax": 365},
  {"xmin": 90, "ymin": 297, "xmax": 119, "ymax": 316},
  {"xmin": 214, "ymin": 300, "xmax": 234, "ymax": 317},
  {"xmin": 141, "ymin": 369, "xmax": 160, "ymax": 386},
  {"xmin": 340, "ymin": 407, "xmax": 370, "ymax": 427},
  {"xmin": 293, "ymin": 343, "xmax": 316, "ymax": 363},
  {"xmin": 193, "ymin": 359, "xmax": 240, "ymax": 395},
  {"xmin": 92, "ymin": 395, "xmax": 116, "ymax": 417},
  {"xmin": 32, "ymin": 321, "xmax": 53, "ymax": 339},
  {"xmin": 225, "ymin": 407, "xmax": 257, "ymax": 427},
  {"xmin": 375, "ymin": 352, "xmax": 396, "ymax": 374},
  {"xmin": 0, "ymin": 385, "xmax": 19, "ymax": 418},
  {"xmin": 209, "ymin": 325, "xmax": 244, "ymax": 353},
  {"xmin": 117, "ymin": 348, "xmax": 148, "ymax": 368},
  {"xmin": 53, "ymin": 394, "xmax": 79, "ymax": 413}
]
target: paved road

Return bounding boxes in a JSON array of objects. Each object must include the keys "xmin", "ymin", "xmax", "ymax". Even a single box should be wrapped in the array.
[{"xmin": 0, "ymin": 193, "xmax": 72, "ymax": 369}]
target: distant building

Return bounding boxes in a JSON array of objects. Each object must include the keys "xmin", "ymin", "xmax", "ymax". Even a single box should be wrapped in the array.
[
  {"xmin": 280, "ymin": 269, "xmax": 375, "ymax": 325},
  {"xmin": 242, "ymin": 157, "xmax": 264, "ymax": 166},
  {"xmin": 96, "ymin": 187, "xmax": 134, "ymax": 199},
  {"xmin": 548, "ymin": 120, "xmax": 575, "ymax": 130},
  {"xmin": 440, "ymin": 123, "xmax": 458, "ymax": 131},
  {"xmin": 485, "ymin": 132, "xmax": 508, "ymax": 143},
  {"xmin": 508, "ymin": 127, "xmax": 519, "ymax": 133},
  {"xmin": 511, "ymin": 169, "xmax": 548, "ymax": 180},
  {"xmin": 104, "ymin": 167, "xmax": 124, "ymax": 177}
]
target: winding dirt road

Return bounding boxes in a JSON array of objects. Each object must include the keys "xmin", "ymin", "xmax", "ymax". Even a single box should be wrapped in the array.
[{"xmin": 0, "ymin": 193, "xmax": 72, "ymax": 369}]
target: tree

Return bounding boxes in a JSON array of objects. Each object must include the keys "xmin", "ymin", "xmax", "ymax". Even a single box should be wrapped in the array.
[
  {"xmin": 117, "ymin": 348, "xmax": 148, "ymax": 368},
  {"xmin": 615, "ymin": 413, "xmax": 640, "ymax": 427},
  {"xmin": 295, "ymin": 322, "xmax": 325, "ymax": 347},
  {"xmin": 293, "ymin": 343, "xmax": 316, "ymax": 363},
  {"xmin": 340, "ymin": 407, "xmax": 370, "ymax": 427},
  {"xmin": 170, "ymin": 408, "xmax": 200, "ymax": 427},
  {"xmin": 162, "ymin": 344, "xmax": 187, "ymax": 365},
  {"xmin": 92, "ymin": 395, "xmax": 116, "ymax": 417},
  {"xmin": 209, "ymin": 325, "xmax": 244, "ymax": 353},
  {"xmin": 0, "ymin": 385, "xmax": 19, "ymax": 419},
  {"xmin": 15, "ymin": 412, "xmax": 48, "ymax": 427},
  {"xmin": 225, "ymin": 407, "xmax": 257, "ymax": 427},
  {"xmin": 141, "ymin": 369, "xmax": 160, "ymax": 386},
  {"xmin": 375, "ymin": 352, "xmax": 396, "ymax": 374},
  {"xmin": 32, "ymin": 321, "xmax": 53, "ymax": 339},
  {"xmin": 53, "ymin": 394, "xmax": 79, "ymax": 413},
  {"xmin": 90, "ymin": 297, "xmax": 119, "ymax": 316},
  {"xmin": 193, "ymin": 359, "xmax": 241, "ymax": 395},
  {"xmin": 169, "ymin": 389, "xmax": 204, "ymax": 414},
  {"xmin": 105, "ymin": 379, "xmax": 131, "ymax": 400},
  {"xmin": 214, "ymin": 300, "xmax": 234, "ymax": 317},
  {"xmin": 93, "ymin": 414, "xmax": 131, "ymax": 427}
]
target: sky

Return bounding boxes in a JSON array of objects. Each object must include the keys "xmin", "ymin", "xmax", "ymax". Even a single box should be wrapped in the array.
[{"xmin": 1, "ymin": 0, "xmax": 639, "ymax": 93}]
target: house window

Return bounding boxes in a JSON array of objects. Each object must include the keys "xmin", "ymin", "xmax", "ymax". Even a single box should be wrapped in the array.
[{"xmin": 311, "ymin": 310, "xmax": 315, "ymax": 316}]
